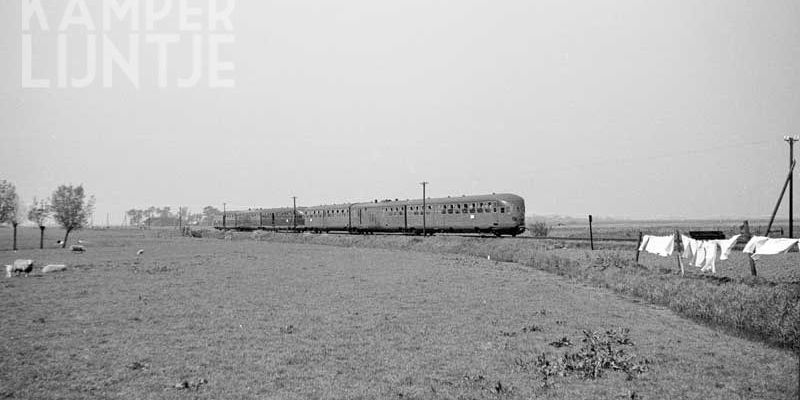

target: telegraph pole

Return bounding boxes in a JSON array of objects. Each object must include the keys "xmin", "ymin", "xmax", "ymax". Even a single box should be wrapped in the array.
[
  {"xmin": 786, "ymin": 136, "xmax": 798, "ymax": 238},
  {"xmin": 292, "ymin": 196, "xmax": 297, "ymax": 231},
  {"xmin": 420, "ymin": 181, "xmax": 428, "ymax": 236}
]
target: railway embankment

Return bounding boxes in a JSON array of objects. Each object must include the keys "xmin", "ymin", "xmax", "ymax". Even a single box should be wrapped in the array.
[{"xmin": 197, "ymin": 229, "xmax": 800, "ymax": 351}]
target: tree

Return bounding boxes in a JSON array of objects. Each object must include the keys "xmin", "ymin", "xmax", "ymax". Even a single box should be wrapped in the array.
[
  {"xmin": 28, "ymin": 197, "xmax": 51, "ymax": 249},
  {"xmin": 202, "ymin": 206, "xmax": 222, "ymax": 225},
  {"xmin": 9, "ymin": 199, "xmax": 22, "ymax": 251},
  {"xmin": 146, "ymin": 206, "xmax": 157, "ymax": 227},
  {"xmin": 0, "ymin": 180, "xmax": 20, "ymax": 250},
  {"xmin": 51, "ymin": 184, "xmax": 95, "ymax": 248}
]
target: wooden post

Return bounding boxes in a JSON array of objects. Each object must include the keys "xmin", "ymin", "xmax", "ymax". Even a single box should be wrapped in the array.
[
  {"xmin": 588, "ymin": 214, "xmax": 594, "ymax": 251},
  {"xmin": 767, "ymin": 160, "xmax": 796, "ymax": 235},
  {"xmin": 741, "ymin": 220, "xmax": 757, "ymax": 277},
  {"xmin": 635, "ymin": 231, "xmax": 643, "ymax": 263},
  {"xmin": 674, "ymin": 230, "xmax": 684, "ymax": 276}
]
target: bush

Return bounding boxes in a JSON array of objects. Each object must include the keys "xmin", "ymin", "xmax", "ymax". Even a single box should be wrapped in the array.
[{"xmin": 528, "ymin": 222, "xmax": 550, "ymax": 237}]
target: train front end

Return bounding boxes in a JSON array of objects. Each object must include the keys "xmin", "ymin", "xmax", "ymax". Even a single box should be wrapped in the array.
[{"xmin": 496, "ymin": 193, "xmax": 526, "ymax": 236}]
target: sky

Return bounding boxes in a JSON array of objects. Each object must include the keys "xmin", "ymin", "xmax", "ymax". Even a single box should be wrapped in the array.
[{"xmin": 1, "ymin": 0, "xmax": 799, "ymax": 223}]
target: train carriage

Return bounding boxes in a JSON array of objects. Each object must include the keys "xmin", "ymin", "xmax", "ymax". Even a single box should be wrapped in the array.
[
  {"xmin": 213, "ymin": 207, "xmax": 306, "ymax": 231},
  {"xmin": 349, "ymin": 193, "xmax": 525, "ymax": 236},
  {"xmin": 215, "ymin": 193, "xmax": 525, "ymax": 236},
  {"xmin": 305, "ymin": 203, "xmax": 352, "ymax": 232}
]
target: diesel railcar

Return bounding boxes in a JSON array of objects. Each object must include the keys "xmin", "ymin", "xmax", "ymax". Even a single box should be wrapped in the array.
[
  {"xmin": 212, "ymin": 207, "xmax": 306, "ymax": 231},
  {"xmin": 215, "ymin": 193, "xmax": 525, "ymax": 237},
  {"xmin": 306, "ymin": 193, "xmax": 525, "ymax": 237}
]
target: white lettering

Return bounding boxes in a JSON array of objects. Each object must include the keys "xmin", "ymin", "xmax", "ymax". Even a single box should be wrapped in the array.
[
  {"xmin": 21, "ymin": 0, "xmax": 49, "ymax": 31},
  {"xmin": 178, "ymin": 34, "xmax": 203, "ymax": 88},
  {"xmin": 73, "ymin": 35, "xmax": 97, "ymax": 88},
  {"xmin": 145, "ymin": 0, "xmax": 173, "ymax": 31},
  {"xmin": 103, "ymin": 0, "xmax": 140, "ymax": 31},
  {"xmin": 103, "ymin": 34, "xmax": 140, "ymax": 88},
  {"xmin": 209, "ymin": 0, "xmax": 235, "ymax": 31},
  {"xmin": 179, "ymin": 0, "xmax": 203, "ymax": 31},
  {"xmin": 59, "ymin": 0, "xmax": 96, "ymax": 31},
  {"xmin": 21, "ymin": 35, "xmax": 49, "ymax": 88},
  {"xmin": 146, "ymin": 34, "xmax": 179, "ymax": 88}
]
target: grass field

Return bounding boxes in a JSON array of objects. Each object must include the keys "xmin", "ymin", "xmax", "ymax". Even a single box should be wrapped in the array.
[{"xmin": 0, "ymin": 228, "xmax": 798, "ymax": 399}]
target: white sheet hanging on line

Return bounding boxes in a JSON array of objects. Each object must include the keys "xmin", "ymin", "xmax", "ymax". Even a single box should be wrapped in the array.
[
  {"xmin": 743, "ymin": 237, "xmax": 800, "ymax": 260},
  {"xmin": 639, "ymin": 235, "xmax": 675, "ymax": 257},
  {"xmin": 698, "ymin": 241, "xmax": 719, "ymax": 273},
  {"xmin": 681, "ymin": 235, "xmax": 700, "ymax": 260},
  {"xmin": 716, "ymin": 235, "xmax": 741, "ymax": 261},
  {"xmin": 742, "ymin": 236, "xmax": 769, "ymax": 253}
]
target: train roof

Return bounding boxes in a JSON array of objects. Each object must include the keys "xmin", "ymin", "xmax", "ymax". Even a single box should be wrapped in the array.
[
  {"xmin": 353, "ymin": 193, "xmax": 524, "ymax": 208},
  {"xmin": 225, "ymin": 207, "xmax": 306, "ymax": 214},
  {"xmin": 304, "ymin": 203, "xmax": 353, "ymax": 210}
]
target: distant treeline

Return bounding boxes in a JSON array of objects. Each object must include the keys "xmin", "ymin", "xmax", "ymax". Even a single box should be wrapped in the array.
[{"xmin": 126, "ymin": 206, "xmax": 222, "ymax": 227}]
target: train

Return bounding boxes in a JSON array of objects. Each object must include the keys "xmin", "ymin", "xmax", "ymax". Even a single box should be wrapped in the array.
[{"xmin": 213, "ymin": 193, "xmax": 526, "ymax": 237}]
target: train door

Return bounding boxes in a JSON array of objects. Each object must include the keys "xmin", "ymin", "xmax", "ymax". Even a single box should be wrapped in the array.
[
  {"xmin": 489, "ymin": 201, "xmax": 500, "ymax": 228},
  {"xmin": 271, "ymin": 213, "xmax": 275, "ymax": 228},
  {"xmin": 403, "ymin": 205, "xmax": 408, "ymax": 232}
]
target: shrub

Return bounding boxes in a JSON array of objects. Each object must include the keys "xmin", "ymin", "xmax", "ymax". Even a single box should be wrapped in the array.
[{"xmin": 528, "ymin": 222, "xmax": 550, "ymax": 237}]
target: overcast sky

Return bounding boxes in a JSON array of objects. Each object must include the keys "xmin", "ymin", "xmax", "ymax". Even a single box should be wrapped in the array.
[{"xmin": 1, "ymin": 0, "xmax": 799, "ymax": 223}]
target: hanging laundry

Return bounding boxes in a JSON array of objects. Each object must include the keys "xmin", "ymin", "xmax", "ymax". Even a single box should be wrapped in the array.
[
  {"xmin": 639, "ymin": 235, "xmax": 675, "ymax": 257},
  {"xmin": 681, "ymin": 235, "xmax": 701, "ymax": 261},
  {"xmin": 742, "ymin": 236, "xmax": 769, "ymax": 253},
  {"xmin": 716, "ymin": 234, "xmax": 741, "ymax": 261},
  {"xmin": 681, "ymin": 234, "xmax": 739, "ymax": 273},
  {"xmin": 743, "ymin": 237, "xmax": 800, "ymax": 260},
  {"xmin": 698, "ymin": 241, "xmax": 719, "ymax": 273}
]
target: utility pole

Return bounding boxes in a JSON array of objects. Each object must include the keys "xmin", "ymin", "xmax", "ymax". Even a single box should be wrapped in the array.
[
  {"xmin": 785, "ymin": 135, "xmax": 798, "ymax": 238},
  {"xmin": 420, "ymin": 181, "xmax": 428, "ymax": 236},
  {"xmin": 292, "ymin": 196, "xmax": 297, "ymax": 231},
  {"xmin": 223, "ymin": 202, "xmax": 226, "ymax": 229}
]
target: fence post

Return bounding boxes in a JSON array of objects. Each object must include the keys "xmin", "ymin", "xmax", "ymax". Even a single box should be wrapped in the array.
[
  {"xmin": 741, "ymin": 220, "xmax": 757, "ymax": 277},
  {"xmin": 588, "ymin": 215, "xmax": 594, "ymax": 251},
  {"xmin": 674, "ymin": 230, "xmax": 684, "ymax": 276},
  {"xmin": 635, "ymin": 231, "xmax": 643, "ymax": 263}
]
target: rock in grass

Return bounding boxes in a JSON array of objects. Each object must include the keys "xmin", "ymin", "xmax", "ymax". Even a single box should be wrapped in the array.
[{"xmin": 42, "ymin": 264, "xmax": 67, "ymax": 274}]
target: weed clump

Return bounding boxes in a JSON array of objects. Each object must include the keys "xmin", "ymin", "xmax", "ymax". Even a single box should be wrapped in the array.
[{"xmin": 532, "ymin": 329, "xmax": 649, "ymax": 387}]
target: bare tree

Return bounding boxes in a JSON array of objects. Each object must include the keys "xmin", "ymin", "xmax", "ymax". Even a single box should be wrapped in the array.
[
  {"xmin": 28, "ymin": 197, "xmax": 51, "ymax": 249},
  {"xmin": 0, "ymin": 180, "xmax": 20, "ymax": 250},
  {"xmin": 51, "ymin": 184, "xmax": 95, "ymax": 248}
]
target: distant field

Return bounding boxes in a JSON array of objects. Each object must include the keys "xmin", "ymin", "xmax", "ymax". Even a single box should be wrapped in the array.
[
  {"xmin": 535, "ymin": 218, "xmax": 796, "ymax": 240},
  {"xmin": 0, "ymin": 229, "xmax": 797, "ymax": 399}
]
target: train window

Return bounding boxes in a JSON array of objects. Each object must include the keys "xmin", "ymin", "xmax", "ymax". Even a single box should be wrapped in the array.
[
  {"xmin": 447, "ymin": 208, "xmax": 453, "ymax": 214},
  {"xmin": 493, "ymin": 208, "xmax": 497, "ymax": 213},
  {"xmin": 477, "ymin": 208, "xmax": 483, "ymax": 213},
  {"xmin": 500, "ymin": 207, "xmax": 505, "ymax": 213},
  {"xmin": 441, "ymin": 208, "xmax": 446, "ymax": 214}
]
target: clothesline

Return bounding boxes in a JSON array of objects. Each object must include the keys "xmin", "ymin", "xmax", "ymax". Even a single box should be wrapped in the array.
[{"xmin": 638, "ymin": 233, "xmax": 798, "ymax": 274}]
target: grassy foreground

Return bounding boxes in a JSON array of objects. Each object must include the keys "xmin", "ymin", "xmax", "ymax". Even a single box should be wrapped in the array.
[
  {"xmin": 1, "ymin": 231, "xmax": 797, "ymax": 398},
  {"xmin": 211, "ymin": 230, "xmax": 800, "ymax": 352}
]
